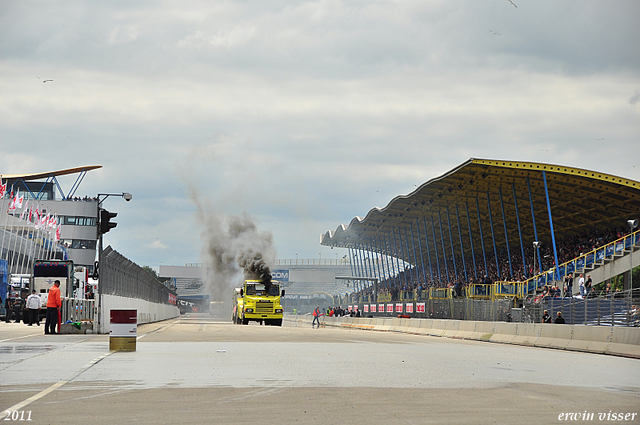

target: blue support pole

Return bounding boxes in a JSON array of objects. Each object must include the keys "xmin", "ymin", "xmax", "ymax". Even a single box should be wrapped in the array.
[
  {"xmin": 543, "ymin": 171, "xmax": 561, "ymax": 282},
  {"xmin": 431, "ymin": 216, "xmax": 443, "ymax": 285},
  {"xmin": 437, "ymin": 211, "xmax": 451, "ymax": 283},
  {"xmin": 369, "ymin": 240, "xmax": 379, "ymax": 283},
  {"xmin": 476, "ymin": 197, "xmax": 489, "ymax": 278},
  {"xmin": 383, "ymin": 234, "xmax": 394, "ymax": 288},
  {"xmin": 486, "ymin": 191, "xmax": 501, "ymax": 280},
  {"xmin": 465, "ymin": 202, "xmax": 477, "ymax": 280},
  {"xmin": 499, "ymin": 187, "xmax": 513, "ymax": 279},
  {"xmin": 356, "ymin": 244, "xmax": 365, "ymax": 278},
  {"xmin": 348, "ymin": 247, "xmax": 356, "ymax": 279},
  {"xmin": 446, "ymin": 206, "xmax": 458, "ymax": 279},
  {"xmin": 422, "ymin": 217, "xmax": 434, "ymax": 283},
  {"xmin": 393, "ymin": 227, "xmax": 409, "ymax": 289},
  {"xmin": 380, "ymin": 235, "xmax": 390, "ymax": 288},
  {"xmin": 455, "ymin": 204, "xmax": 468, "ymax": 282},
  {"xmin": 412, "ymin": 220, "xmax": 427, "ymax": 287},
  {"xmin": 512, "ymin": 183, "xmax": 527, "ymax": 278},
  {"xmin": 389, "ymin": 230, "xmax": 401, "ymax": 288},
  {"xmin": 372, "ymin": 239, "xmax": 383, "ymax": 285},
  {"xmin": 527, "ymin": 177, "xmax": 542, "ymax": 275},
  {"xmin": 404, "ymin": 227, "xmax": 415, "ymax": 286},
  {"xmin": 351, "ymin": 247, "xmax": 359, "ymax": 278}
]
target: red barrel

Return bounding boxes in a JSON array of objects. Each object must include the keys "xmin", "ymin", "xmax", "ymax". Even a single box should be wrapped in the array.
[{"xmin": 109, "ymin": 309, "xmax": 137, "ymax": 351}]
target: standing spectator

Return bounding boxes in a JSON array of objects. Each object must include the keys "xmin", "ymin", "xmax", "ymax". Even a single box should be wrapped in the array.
[
  {"xmin": 45, "ymin": 280, "xmax": 61, "ymax": 335},
  {"xmin": 578, "ymin": 274, "xmax": 585, "ymax": 297},
  {"xmin": 542, "ymin": 310, "xmax": 551, "ymax": 323},
  {"xmin": 554, "ymin": 311, "xmax": 566, "ymax": 324},
  {"xmin": 585, "ymin": 275, "xmax": 593, "ymax": 298},
  {"xmin": 26, "ymin": 290, "xmax": 42, "ymax": 326},
  {"xmin": 564, "ymin": 273, "xmax": 573, "ymax": 297},
  {"xmin": 5, "ymin": 296, "xmax": 24, "ymax": 323},
  {"xmin": 312, "ymin": 306, "xmax": 320, "ymax": 328}
]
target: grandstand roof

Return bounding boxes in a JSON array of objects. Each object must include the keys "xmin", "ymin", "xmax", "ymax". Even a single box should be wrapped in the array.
[
  {"xmin": 0, "ymin": 165, "xmax": 102, "ymax": 181},
  {"xmin": 321, "ymin": 158, "xmax": 640, "ymax": 270}
]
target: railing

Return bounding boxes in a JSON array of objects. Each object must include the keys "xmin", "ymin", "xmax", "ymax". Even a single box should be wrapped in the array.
[
  {"xmin": 61, "ymin": 298, "xmax": 95, "ymax": 323},
  {"xmin": 500, "ymin": 229, "xmax": 640, "ymax": 295},
  {"xmin": 273, "ymin": 258, "xmax": 351, "ymax": 266},
  {"xmin": 429, "ymin": 287, "xmax": 452, "ymax": 299}
]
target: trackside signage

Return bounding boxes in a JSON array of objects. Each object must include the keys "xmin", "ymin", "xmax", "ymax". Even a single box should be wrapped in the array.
[{"xmin": 271, "ymin": 270, "xmax": 289, "ymax": 282}]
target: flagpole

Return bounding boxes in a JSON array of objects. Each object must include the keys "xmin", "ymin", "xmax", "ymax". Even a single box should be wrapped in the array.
[
  {"xmin": 13, "ymin": 201, "xmax": 28, "ymax": 274},
  {"xmin": 19, "ymin": 203, "xmax": 35, "ymax": 274},
  {"xmin": 0, "ymin": 198, "xmax": 10, "ymax": 263}
]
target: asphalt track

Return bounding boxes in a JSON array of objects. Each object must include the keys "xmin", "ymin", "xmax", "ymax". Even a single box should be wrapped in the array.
[{"xmin": 0, "ymin": 314, "xmax": 638, "ymax": 424}]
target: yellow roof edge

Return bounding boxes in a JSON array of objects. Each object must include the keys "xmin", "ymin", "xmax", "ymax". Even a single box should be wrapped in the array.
[{"xmin": 470, "ymin": 158, "xmax": 640, "ymax": 189}]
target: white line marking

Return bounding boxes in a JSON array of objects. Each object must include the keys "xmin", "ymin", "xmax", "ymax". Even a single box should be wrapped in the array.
[
  {"xmin": 0, "ymin": 351, "xmax": 113, "ymax": 419},
  {"xmin": 0, "ymin": 333, "xmax": 43, "ymax": 343}
]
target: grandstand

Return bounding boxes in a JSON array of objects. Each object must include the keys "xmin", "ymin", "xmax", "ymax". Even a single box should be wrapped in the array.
[{"xmin": 320, "ymin": 158, "xmax": 640, "ymax": 319}]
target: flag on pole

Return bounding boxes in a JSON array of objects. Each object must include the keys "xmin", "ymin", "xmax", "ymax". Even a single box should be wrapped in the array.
[
  {"xmin": 0, "ymin": 179, "xmax": 6, "ymax": 198},
  {"xmin": 20, "ymin": 200, "xmax": 29, "ymax": 220},
  {"xmin": 14, "ymin": 190, "xmax": 23, "ymax": 209}
]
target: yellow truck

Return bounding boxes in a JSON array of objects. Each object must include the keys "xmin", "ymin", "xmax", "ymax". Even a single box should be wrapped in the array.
[{"xmin": 233, "ymin": 279, "xmax": 284, "ymax": 326}]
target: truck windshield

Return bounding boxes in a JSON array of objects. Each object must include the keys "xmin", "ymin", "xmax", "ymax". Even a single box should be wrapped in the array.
[{"xmin": 245, "ymin": 283, "xmax": 280, "ymax": 296}]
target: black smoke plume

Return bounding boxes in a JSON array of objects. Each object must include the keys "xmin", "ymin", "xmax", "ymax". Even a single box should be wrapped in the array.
[{"xmin": 192, "ymin": 197, "xmax": 276, "ymax": 302}]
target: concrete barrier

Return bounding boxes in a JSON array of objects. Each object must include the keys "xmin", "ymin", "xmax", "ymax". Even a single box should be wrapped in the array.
[
  {"xmin": 566, "ymin": 326, "xmax": 612, "ymax": 354},
  {"xmin": 512, "ymin": 323, "xmax": 540, "ymax": 346},
  {"xmin": 472, "ymin": 321, "xmax": 496, "ymax": 342},
  {"xmin": 533, "ymin": 323, "xmax": 574, "ymax": 350},
  {"xmin": 453, "ymin": 320, "xmax": 477, "ymax": 340},
  {"xmin": 607, "ymin": 327, "xmax": 640, "ymax": 358},
  {"xmin": 282, "ymin": 315, "xmax": 640, "ymax": 358},
  {"xmin": 490, "ymin": 323, "xmax": 518, "ymax": 344}
]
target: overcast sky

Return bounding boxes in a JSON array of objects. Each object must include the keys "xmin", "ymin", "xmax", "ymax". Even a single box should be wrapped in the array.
[{"xmin": 1, "ymin": 0, "xmax": 639, "ymax": 270}]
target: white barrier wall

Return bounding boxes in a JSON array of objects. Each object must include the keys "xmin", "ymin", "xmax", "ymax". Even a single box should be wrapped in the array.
[
  {"xmin": 287, "ymin": 315, "xmax": 640, "ymax": 359},
  {"xmin": 99, "ymin": 294, "xmax": 180, "ymax": 334}
]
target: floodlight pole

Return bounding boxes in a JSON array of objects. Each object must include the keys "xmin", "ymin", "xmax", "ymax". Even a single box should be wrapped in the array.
[
  {"xmin": 629, "ymin": 220, "xmax": 638, "ymax": 296},
  {"xmin": 532, "ymin": 241, "xmax": 540, "ymax": 296},
  {"xmin": 95, "ymin": 192, "xmax": 132, "ymax": 333}
]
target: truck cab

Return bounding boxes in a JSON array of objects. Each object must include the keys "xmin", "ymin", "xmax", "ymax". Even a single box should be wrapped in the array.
[{"xmin": 235, "ymin": 279, "xmax": 284, "ymax": 326}]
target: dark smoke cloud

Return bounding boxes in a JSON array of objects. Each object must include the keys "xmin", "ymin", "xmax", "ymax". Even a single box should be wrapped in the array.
[{"xmin": 190, "ymin": 188, "xmax": 276, "ymax": 303}]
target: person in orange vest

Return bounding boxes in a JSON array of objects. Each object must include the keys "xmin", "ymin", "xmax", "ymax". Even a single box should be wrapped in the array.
[
  {"xmin": 45, "ymin": 280, "xmax": 61, "ymax": 335},
  {"xmin": 312, "ymin": 306, "xmax": 320, "ymax": 328}
]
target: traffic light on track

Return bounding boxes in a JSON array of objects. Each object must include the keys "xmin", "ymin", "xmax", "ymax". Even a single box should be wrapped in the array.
[{"xmin": 100, "ymin": 209, "xmax": 118, "ymax": 234}]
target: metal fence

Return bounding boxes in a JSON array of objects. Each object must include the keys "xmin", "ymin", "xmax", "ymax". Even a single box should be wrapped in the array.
[
  {"xmin": 61, "ymin": 298, "xmax": 95, "ymax": 323},
  {"xmin": 101, "ymin": 246, "xmax": 175, "ymax": 304},
  {"xmin": 339, "ymin": 288, "xmax": 639, "ymax": 326}
]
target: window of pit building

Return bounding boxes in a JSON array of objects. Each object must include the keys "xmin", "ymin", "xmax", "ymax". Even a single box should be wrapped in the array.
[
  {"xmin": 61, "ymin": 239, "xmax": 97, "ymax": 250},
  {"xmin": 61, "ymin": 216, "xmax": 96, "ymax": 226}
]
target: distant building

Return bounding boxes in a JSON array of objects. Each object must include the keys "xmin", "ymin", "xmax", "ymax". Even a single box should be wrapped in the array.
[
  {"xmin": 159, "ymin": 259, "xmax": 354, "ymax": 314},
  {"xmin": 0, "ymin": 166, "xmax": 102, "ymax": 276}
]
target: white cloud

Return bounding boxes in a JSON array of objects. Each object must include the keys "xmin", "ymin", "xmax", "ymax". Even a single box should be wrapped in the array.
[{"xmin": 1, "ymin": 0, "xmax": 639, "ymax": 267}]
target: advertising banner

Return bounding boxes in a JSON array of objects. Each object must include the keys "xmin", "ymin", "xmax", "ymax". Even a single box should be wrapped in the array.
[
  {"xmin": 371, "ymin": 304, "xmax": 377, "ymax": 313},
  {"xmin": 395, "ymin": 303, "xmax": 403, "ymax": 313},
  {"xmin": 364, "ymin": 304, "xmax": 369, "ymax": 313},
  {"xmin": 416, "ymin": 302, "xmax": 425, "ymax": 313},
  {"xmin": 405, "ymin": 303, "xmax": 414, "ymax": 313},
  {"xmin": 386, "ymin": 303, "xmax": 393, "ymax": 313}
]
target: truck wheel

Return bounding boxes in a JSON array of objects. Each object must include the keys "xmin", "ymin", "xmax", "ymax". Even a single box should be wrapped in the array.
[
  {"xmin": 274, "ymin": 319, "xmax": 283, "ymax": 326},
  {"xmin": 242, "ymin": 318, "xmax": 249, "ymax": 325}
]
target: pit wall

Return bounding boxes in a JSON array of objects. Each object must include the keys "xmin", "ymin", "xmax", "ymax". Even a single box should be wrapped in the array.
[
  {"xmin": 286, "ymin": 315, "xmax": 640, "ymax": 359},
  {"xmin": 99, "ymin": 294, "xmax": 180, "ymax": 334}
]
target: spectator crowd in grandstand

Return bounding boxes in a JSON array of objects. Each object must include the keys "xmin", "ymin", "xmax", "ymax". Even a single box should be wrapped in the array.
[{"xmin": 350, "ymin": 227, "xmax": 632, "ymax": 302}]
